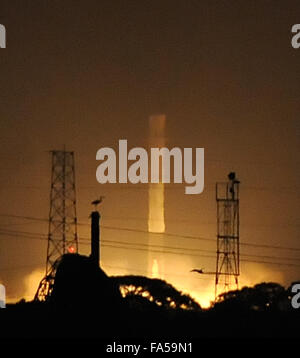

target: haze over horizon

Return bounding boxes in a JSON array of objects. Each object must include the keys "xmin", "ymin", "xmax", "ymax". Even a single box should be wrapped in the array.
[{"xmin": 0, "ymin": 1, "xmax": 299, "ymax": 307}]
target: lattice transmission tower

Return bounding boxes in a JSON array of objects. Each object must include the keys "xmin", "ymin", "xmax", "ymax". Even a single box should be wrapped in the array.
[
  {"xmin": 215, "ymin": 172, "xmax": 240, "ymax": 299},
  {"xmin": 35, "ymin": 150, "xmax": 78, "ymax": 301}
]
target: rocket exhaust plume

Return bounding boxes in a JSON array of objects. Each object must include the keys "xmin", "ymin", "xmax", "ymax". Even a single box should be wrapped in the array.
[
  {"xmin": 151, "ymin": 259, "xmax": 160, "ymax": 278},
  {"xmin": 148, "ymin": 114, "xmax": 166, "ymax": 233},
  {"xmin": 148, "ymin": 114, "xmax": 166, "ymax": 277}
]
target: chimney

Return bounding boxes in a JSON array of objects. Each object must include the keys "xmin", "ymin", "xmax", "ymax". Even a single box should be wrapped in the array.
[{"xmin": 90, "ymin": 211, "xmax": 100, "ymax": 267}]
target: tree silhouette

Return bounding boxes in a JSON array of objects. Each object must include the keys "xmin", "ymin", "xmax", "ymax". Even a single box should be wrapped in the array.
[
  {"xmin": 215, "ymin": 282, "xmax": 288, "ymax": 312},
  {"xmin": 112, "ymin": 275, "xmax": 201, "ymax": 311}
]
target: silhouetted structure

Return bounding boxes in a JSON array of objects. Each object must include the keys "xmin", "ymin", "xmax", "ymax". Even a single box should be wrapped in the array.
[
  {"xmin": 90, "ymin": 211, "xmax": 100, "ymax": 267},
  {"xmin": 46, "ymin": 150, "xmax": 78, "ymax": 270},
  {"xmin": 50, "ymin": 254, "xmax": 121, "ymax": 314},
  {"xmin": 215, "ymin": 172, "xmax": 240, "ymax": 298},
  {"xmin": 1, "ymin": 253, "xmax": 299, "ymax": 340},
  {"xmin": 35, "ymin": 150, "xmax": 78, "ymax": 301}
]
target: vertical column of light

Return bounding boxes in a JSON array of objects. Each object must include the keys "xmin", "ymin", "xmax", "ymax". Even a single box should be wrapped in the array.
[
  {"xmin": 148, "ymin": 114, "xmax": 166, "ymax": 277},
  {"xmin": 148, "ymin": 114, "xmax": 166, "ymax": 233}
]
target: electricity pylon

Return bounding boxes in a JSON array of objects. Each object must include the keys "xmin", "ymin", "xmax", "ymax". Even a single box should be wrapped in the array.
[
  {"xmin": 35, "ymin": 150, "xmax": 78, "ymax": 301},
  {"xmin": 215, "ymin": 172, "xmax": 240, "ymax": 300}
]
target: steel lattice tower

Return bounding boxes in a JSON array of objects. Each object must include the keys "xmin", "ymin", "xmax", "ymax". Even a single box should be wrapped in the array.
[
  {"xmin": 215, "ymin": 172, "xmax": 240, "ymax": 299},
  {"xmin": 35, "ymin": 150, "xmax": 78, "ymax": 301}
]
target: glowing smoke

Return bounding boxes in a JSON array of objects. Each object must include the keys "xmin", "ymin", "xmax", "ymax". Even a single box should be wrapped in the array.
[
  {"xmin": 148, "ymin": 114, "xmax": 166, "ymax": 234},
  {"xmin": 151, "ymin": 259, "xmax": 160, "ymax": 278},
  {"xmin": 148, "ymin": 114, "xmax": 166, "ymax": 278},
  {"xmin": 23, "ymin": 268, "xmax": 44, "ymax": 302},
  {"xmin": 148, "ymin": 183, "xmax": 165, "ymax": 233}
]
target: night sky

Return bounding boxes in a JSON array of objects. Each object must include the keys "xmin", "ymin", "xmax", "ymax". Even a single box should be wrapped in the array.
[{"xmin": 0, "ymin": 1, "xmax": 299, "ymax": 306}]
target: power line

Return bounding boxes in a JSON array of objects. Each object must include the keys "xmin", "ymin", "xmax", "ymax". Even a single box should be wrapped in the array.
[
  {"xmin": 2, "ymin": 226, "xmax": 300, "ymax": 264},
  {"xmin": 78, "ymin": 236, "xmax": 300, "ymax": 263},
  {"xmin": 1, "ymin": 214, "xmax": 300, "ymax": 252},
  {"xmin": 5, "ymin": 208, "xmax": 297, "ymax": 230},
  {"xmin": 1, "ymin": 182, "xmax": 299, "ymax": 192},
  {"xmin": 79, "ymin": 216, "xmax": 300, "ymax": 229},
  {"xmin": 1, "ymin": 234, "xmax": 300, "ymax": 277},
  {"xmin": 1, "ymin": 229, "xmax": 299, "ymax": 266},
  {"xmin": 1, "ymin": 226, "xmax": 300, "ymax": 266},
  {"xmin": 0, "ymin": 231, "xmax": 47, "ymax": 241},
  {"xmin": 99, "ymin": 225, "xmax": 300, "ymax": 253},
  {"xmin": 97, "ymin": 243, "xmax": 300, "ymax": 268},
  {"xmin": 0, "ymin": 214, "xmax": 47, "ymax": 222}
]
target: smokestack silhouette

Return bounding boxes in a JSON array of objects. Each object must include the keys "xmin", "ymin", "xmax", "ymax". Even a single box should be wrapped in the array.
[{"xmin": 90, "ymin": 211, "xmax": 100, "ymax": 267}]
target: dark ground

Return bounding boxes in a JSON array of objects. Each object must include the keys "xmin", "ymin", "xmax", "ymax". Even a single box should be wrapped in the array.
[{"xmin": 0, "ymin": 254, "xmax": 299, "ymax": 346}]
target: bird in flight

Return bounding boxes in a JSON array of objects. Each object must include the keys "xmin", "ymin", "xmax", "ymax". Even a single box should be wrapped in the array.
[{"xmin": 191, "ymin": 268, "xmax": 204, "ymax": 274}]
